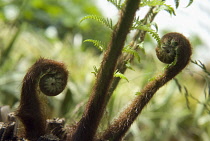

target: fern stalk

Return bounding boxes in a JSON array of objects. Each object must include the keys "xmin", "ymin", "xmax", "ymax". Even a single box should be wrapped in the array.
[{"xmin": 70, "ymin": 0, "xmax": 141, "ymax": 140}]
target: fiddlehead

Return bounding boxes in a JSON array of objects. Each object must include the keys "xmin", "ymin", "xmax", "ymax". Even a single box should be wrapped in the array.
[
  {"xmin": 98, "ymin": 32, "xmax": 192, "ymax": 141},
  {"xmin": 16, "ymin": 58, "xmax": 68, "ymax": 140}
]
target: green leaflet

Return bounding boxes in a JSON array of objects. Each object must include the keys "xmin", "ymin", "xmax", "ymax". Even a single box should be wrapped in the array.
[
  {"xmin": 80, "ymin": 15, "xmax": 113, "ymax": 30},
  {"xmin": 123, "ymin": 46, "xmax": 141, "ymax": 63},
  {"xmin": 114, "ymin": 70, "xmax": 129, "ymax": 82},
  {"xmin": 84, "ymin": 39, "xmax": 106, "ymax": 51},
  {"xmin": 134, "ymin": 24, "xmax": 161, "ymax": 46},
  {"xmin": 186, "ymin": 0, "xmax": 194, "ymax": 7},
  {"xmin": 91, "ymin": 65, "xmax": 99, "ymax": 76},
  {"xmin": 140, "ymin": 0, "xmax": 164, "ymax": 7}
]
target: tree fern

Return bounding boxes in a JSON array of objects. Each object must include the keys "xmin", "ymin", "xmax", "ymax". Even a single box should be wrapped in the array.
[
  {"xmin": 84, "ymin": 39, "xmax": 106, "ymax": 51},
  {"xmin": 80, "ymin": 15, "xmax": 113, "ymax": 30}
]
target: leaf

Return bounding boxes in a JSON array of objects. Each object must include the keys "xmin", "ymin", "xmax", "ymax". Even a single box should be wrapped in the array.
[
  {"xmin": 84, "ymin": 39, "xmax": 106, "ymax": 51},
  {"xmin": 123, "ymin": 46, "xmax": 141, "ymax": 63},
  {"xmin": 80, "ymin": 15, "xmax": 113, "ymax": 30},
  {"xmin": 140, "ymin": 0, "xmax": 164, "ymax": 7},
  {"xmin": 134, "ymin": 24, "xmax": 161, "ymax": 46},
  {"xmin": 114, "ymin": 70, "xmax": 129, "ymax": 82},
  {"xmin": 186, "ymin": 0, "xmax": 193, "ymax": 7},
  {"xmin": 174, "ymin": 0, "xmax": 179, "ymax": 8},
  {"xmin": 125, "ymin": 60, "xmax": 135, "ymax": 71},
  {"xmin": 135, "ymin": 92, "xmax": 141, "ymax": 95},
  {"xmin": 91, "ymin": 66, "xmax": 99, "ymax": 76},
  {"xmin": 154, "ymin": 4, "xmax": 176, "ymax": 16}
]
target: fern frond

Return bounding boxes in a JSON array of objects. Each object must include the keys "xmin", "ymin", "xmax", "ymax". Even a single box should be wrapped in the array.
[
  {"xmin": 140, "ymin": 0, "xmax": 175, "ymax": 15},
  {"xmin": 155, "ymin": 4, "xmax": 176, "ymax": 15},
  {"xmin": 80, "ymin": 15, "xmax": 113, "ymax": 30},
  {"xmin": 191, "ymin": 60, "xmax": 210, "ymax": 76},
  {"xmin": 91, "ymin": 66, "xmax": 99, "ymax": 76},
  {"xmin": 107, "ymin": 0, "xmax": 124, "ymax": 9},
  {"xmin": 140, "ymin": 0, "xmax": 164, "ymax": 7},
  {"xmin": 84, "ymin": 39, "xmax": 106, "ymax": 51},
  {"xmin": 123, "ymin": 46, "xmax": 141, "ymax": 62},
  {"xmin": 134, "ymin": 24, "xmax": 161, "ymax": 46},
  {"xmin": 114, "ymin": 70, "xmax": 129, "ymax": 82}
]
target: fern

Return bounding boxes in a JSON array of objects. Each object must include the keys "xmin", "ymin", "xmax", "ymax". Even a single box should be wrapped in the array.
[
  {"xmin": 140, "ymin": 0, "xmax": 164, "ymax": 7},
  {"xmin": 156, "ymin": 4, "xmax": 176, "ymax": 15},
  {"xmin": 91, "ymin": 65, "xmax": 99, "ymax": 76},
  {"xmin": 107, "ymin": 0, "xmax": 125, "ymax": 9},
  {"xmin": 114, "ymin": 70, "xmax": 129, "ymax": 82},
  {"xmin": 134, "ymin": 24, "xmax": 161, "ymax": 46},
  {"xmin": 191, "ymin": 60, "xmax": 210, "ymax": 76},
  {"xmin": 123, "ymin": 46, "xmax": 141, "ymax": 63},
  {"xmin": 140, "ymin": 0, "xmax": 175, "ymax": 15},
  {"xmin": 80, "ymin": 15, "xmax": 113, "ymax": 30},
  {"xmin": 84, "ymin": 39, "xmax": 106, "ymax": 51}
]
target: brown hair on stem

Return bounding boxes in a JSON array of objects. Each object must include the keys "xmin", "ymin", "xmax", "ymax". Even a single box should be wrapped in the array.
[
  {"xmin": 98, "ymin": 32, "xmax": 192, "ymax": 141},
  {"xmin": 16, "ymin": 58, "xmax": 68, "ymax": 140},
  {"xmin": 69, "ymin": 0, "xmax": 141, "ymax": 140}
]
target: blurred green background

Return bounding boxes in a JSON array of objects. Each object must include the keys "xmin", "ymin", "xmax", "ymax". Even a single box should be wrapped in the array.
[{"xmin": 0, "ymin": 0, "xmax": 209, "ymax": 140}]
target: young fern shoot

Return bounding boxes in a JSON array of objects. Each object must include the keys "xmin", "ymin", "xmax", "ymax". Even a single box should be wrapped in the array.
[
  {"xmin": 16, "ymin": 58, "xmax": 68, "ymax": 140},
  {"xmin": 98, "ymin": 32, "xmax": 192, "ymax": 141}
]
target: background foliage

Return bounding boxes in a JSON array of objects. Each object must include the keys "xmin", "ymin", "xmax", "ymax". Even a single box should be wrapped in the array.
[{"xmin": 0, "ymin": 0, "xmax": 209, "ymax": 140}]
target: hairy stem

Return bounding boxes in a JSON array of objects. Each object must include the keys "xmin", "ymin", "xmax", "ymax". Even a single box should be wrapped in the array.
[
  {"xmin": 106, "ymin": 6, "xmax": 158, "ymax": 101},
  {"xmin": 98, "ymin": 32, "xmax": 192, "ymax": 141},
  {"xmin": 16, "ymin": 58, "xmax": 68, "ymax": 140},
  {"xmin": 70, "ymin": 0, "xmax": 141, "ymax": 140}
]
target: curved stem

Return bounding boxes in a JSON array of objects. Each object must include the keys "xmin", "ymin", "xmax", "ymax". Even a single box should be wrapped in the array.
[
  {"xmin": 98, "ymin": 32, "xmax": 192, "ymax": 141},
  {"xmin": 16, "ymin": 58, "xmax": 68, "ymax": 140}
]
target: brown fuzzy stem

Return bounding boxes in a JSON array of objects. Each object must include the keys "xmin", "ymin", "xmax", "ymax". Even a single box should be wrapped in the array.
[
  {"xmin": 70, "ymin": 0, "xmax": 141, "ymax": 140},
  {"xmin": 16, "ymin": 58, "xmax": 68, "ymax": 140},
  {"xmin": 98, "ymin": 32, "xmax": 192, "ymax": 141}
]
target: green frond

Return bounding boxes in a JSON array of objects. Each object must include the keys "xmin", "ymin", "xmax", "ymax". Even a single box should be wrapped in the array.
[
  {"xmin": 140, "ymin": 0, "xmax": 164, "ymax": 7},
  {"xmin": 91, "ymin": 66, "xmax": 99, "ymax": 76},
  {"xmin": 107, "ymin": 0, "xmax": 125, "ymax": 9},
  {"xmin": 123, "ymin": 46, "xmax": 141, "ymax": 63},
  {"xmin": 155, "ymin": 4, "xmax": 176, "ymax": 15},
  {"xmin": 80, "ymin": 15, "xmax": 113, "ymax": 30},
  {"xmin": 114, "ymin": 70, "xmax": 129, "ymax": 82},
  {"xmin": 134, "ymin": 24, "xmax": 161, "ymax": 46},
  {"xmin": 84, "ymin": 39, "xmax": 106, "ymax": 51},
  {"xmin": 191, "ymin": 60, "xmax": 210, "ymax": 76}
]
